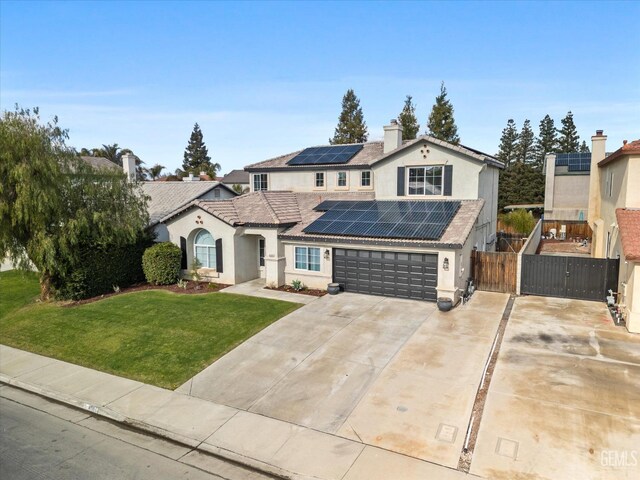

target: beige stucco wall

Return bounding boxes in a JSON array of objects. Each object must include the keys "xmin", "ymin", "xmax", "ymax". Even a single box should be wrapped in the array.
[
  {"xmin": 251, "ymin": 170, "xmax": 375, "ymax": 193},
  {"xmin": 545, "ymin": 174, "xmax": 590, "ymax": 221},
  {"xmin": 620, "ymin": 260, "xmax": 640, "ymax": 334}
]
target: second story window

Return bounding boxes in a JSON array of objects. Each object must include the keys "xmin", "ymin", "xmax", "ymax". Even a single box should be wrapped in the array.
[
  {"xmin": 408, "ymin": 166, "xmax": 442, "ymax": 195},
  {"xmin": 361, "ymin": 171, "xmax": 371, "ymax": 187},
  {"xmin": 315, "ymin": 172, "xmax": 325, "ymax": 188},
  {"xmin": 337, "ymin": 171, "xmax": 347, "ymax": 188},
  {"xmin": 253, "ymin": 173, "xmax": 268, "ymax": 191}
]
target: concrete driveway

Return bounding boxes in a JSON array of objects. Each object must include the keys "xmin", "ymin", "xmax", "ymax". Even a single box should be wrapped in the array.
[
  {"xmin": 471, "ymin": 296, "xmax": 640, "ymax": 480},
  {"xmin": 178, "ymin": 290, "xmax": 509, "ymax": 470}
]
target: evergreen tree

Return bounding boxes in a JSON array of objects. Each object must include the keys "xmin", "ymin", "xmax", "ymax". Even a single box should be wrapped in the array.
[
  {"xmin": 535, "ymin": 114, "xmax": 558, "ymax": 169},
  {"xmin": 516, "ymin": 119, "xmax": 537, "ymax": 164},
  {"xmin": 579, "ymin": 140, "xmax": 590, "ymax": 153},
  {"xmin": 557, "ymin": 111, "xmax": 580, "ymax": 153},
  {"xmin": 398, "ymin": 95, "xmax": 419, "ymax": 140},
  {"xmin": 330, "ymin": 89, "xmax": 368, "ymax": 144},
  {"xmin": 498, "ymin": 162, "xmax": 545, "ymax": 211},
  {"xmin": 496, "ymin": 119, "xmax": 519, "ymax": 168},
  {"xmin": 183, "ymin": 123, "xmax": 219, "ymax": 175},
  {"xmin": 426, "ymin": 82, "xmax": 460, "ymax": 144}
]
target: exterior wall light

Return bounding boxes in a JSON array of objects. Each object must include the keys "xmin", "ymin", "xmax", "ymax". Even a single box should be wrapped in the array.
[
  {"xmin": 443, "ymin": 257, "xmax": 449, "ymax": 271},
  {"xmin": 324, "ymin": 249, "xmax": 331, "ymax": 260}
]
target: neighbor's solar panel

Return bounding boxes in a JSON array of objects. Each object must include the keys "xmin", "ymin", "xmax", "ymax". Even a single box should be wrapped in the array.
[
  {"xmin": 287, "ymin": 144, "xmax": 364, "ymax": 166},
  {"xmin": 556, "ymin": 152, "xmax": 591, "ymax": 171},
  {"xmin": 303, "ymin": 200, "xmax": 461, "ymax": 240}
]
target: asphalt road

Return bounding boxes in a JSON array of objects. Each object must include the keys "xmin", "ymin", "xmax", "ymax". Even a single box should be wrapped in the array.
[{"xmin": 0, "ymin": 386, "xmax": 273, "ymax": 480}]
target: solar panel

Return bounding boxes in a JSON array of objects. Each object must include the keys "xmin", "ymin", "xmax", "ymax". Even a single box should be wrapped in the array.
[
  {"xmin": 303, "ymin": 200, "xmax": 461, "ymax": 240},
  {"xmin": 556, "ymin": 152, "xmax": 591, "ymax": 171},
  {"xmin": 287, "ymin": 144, "xmax": 364, "ymax": 166}
]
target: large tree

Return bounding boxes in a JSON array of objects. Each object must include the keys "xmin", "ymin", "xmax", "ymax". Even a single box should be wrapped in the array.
[
  {"xmin": 1, "ymin": 107, "xmax": 149, "ymax": 299},
  {"xmin": 147, "ymin": 164, "xmax": 165, "ymax": 180},
  {"xmin": 398, "ymin": 95, "xmax": 419, "ymax": 141},
  {"xmin": 330, "ymin": 89, "xmax": 368, "ymax": 144},
  {"xmin": 557, "ymin": 111, "xmax": 580, "ymax": 153},
  {"xmin": 496, "ymin": 119, "xmax": 519, "ymax": 168},
  {"xmin": 498, "ymin": 162, "xmax": 545, "ymax": 211},
  {"xmin": 426, "ymin": 81, "xmax": 459, "ymax": 145},
  {"xmin": 535, "ymin": 114, "xmax": 558, "ymax": 169},
  {"xmin": 516, "ymin": 119, "xmax": 537, "ymax": 164},
  {"xmin": 182, "ymin": 123, "xmax": 220, "ymax": 176},
  {"xmin": 579, "ymin": 140, "xmax": 590, "ymax": 153}
]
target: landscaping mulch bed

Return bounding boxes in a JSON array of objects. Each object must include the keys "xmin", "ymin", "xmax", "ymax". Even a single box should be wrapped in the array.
[
  {"xmin": 65, "ymin": 281, "xmax": 230, "ymax": 306},
  {"xmin": 265, "ymin": 285, "xmax": 327, "ymax": 297}
]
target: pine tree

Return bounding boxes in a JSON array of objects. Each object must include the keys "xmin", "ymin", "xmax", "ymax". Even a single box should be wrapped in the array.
[
  {"xmin": 579, "ymin": 140, "xmax": 590, "ymax": 153},
  {"xmin": 426, "ymin": 82, "xmax": 460, "ymax": 145},
  {"xmin": 516, "ymin": 119, "xmax": 537, "ymax": 164},
  {"xmin": 535, "ymin": 114, "xmax": 558, "ymax": 169},
  {"xmin": 330, "ymin": 89, "xmax": 368, "ymax": 144},
  {"xmin": 398, "ymin": 95, "xmax": 419, "ymax": 140},
  {"xmin": 557, "ymin": 111, "xmax": 580, "ymax": 153},
  {"xmin": 498, "ymin": 162, "xmax": 545, "ymax": 211},
  {"xmin": 183, "ymin": 123, "xmax": 217, "ymax": 174},
  {"xmin": 496, "ymin": 119, "xmax": 519, "ymax": 168}
]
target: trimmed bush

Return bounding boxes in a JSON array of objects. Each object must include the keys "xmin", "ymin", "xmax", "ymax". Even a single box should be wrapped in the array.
[
  {"xmin": 142, "ymin": 242, "xmax": 182, "ymax": 285},
  {"xmin": 53, "ymin": 234, "xmax": 154, "ymax": 300}
]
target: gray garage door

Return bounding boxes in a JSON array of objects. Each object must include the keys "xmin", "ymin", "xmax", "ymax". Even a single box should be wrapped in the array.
[{"xmin": 333, "ymin": 248, "xmax": 437, "ymax": 301}]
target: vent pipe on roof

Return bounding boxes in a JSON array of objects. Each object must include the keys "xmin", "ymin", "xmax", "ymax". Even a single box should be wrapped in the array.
[{"xmin": 383, "ymin": 119, "xmax": 403, "ymax": 154}]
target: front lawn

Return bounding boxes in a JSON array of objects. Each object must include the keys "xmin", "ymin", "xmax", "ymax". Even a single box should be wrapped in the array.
[{"xmin": 0, "ymin": 271, "xmax": 301, "ymax": 389}]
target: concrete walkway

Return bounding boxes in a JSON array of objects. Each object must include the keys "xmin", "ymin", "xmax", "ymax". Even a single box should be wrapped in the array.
[
  {"xmin": 221, "ymin": 278, "xmax": 319, "ymax": 305},
  {"xmin": 0, "ymin": 344, "xmax": 470, "ymax": 480}
]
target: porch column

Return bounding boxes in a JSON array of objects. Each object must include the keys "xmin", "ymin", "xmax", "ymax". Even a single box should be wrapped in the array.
[{"xmin": 263, "ymin": 230, "xmax": 286, "ymax": 287}]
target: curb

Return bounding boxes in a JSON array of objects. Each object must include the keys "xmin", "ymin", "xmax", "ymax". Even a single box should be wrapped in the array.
[{"xmin": 0, "ymin": 375, "xmax": 304, "ymax": 480}]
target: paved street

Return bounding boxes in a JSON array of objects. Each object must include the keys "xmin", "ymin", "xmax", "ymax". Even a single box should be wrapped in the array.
[{"xmin": 0, "ymin": 386, "xmax": 273, "ymax": 480}]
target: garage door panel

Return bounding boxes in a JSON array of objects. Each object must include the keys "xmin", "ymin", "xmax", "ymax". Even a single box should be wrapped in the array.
[{"xmin": 333, "ymin": 248, "xmax": 437, "ymax": 302}]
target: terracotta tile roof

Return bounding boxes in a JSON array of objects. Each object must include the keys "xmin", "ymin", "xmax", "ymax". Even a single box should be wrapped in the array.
[
  {"xmin": 599, "ymin": 139, "xmax": 640, "ymax": 167},
  {"xmin": 616, "ymin": 208, "xmax": 640, "ymax": 261}
]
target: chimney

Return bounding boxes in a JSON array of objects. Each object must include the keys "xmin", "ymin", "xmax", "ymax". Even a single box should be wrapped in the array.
[
  {"xmin": 122, "ymin": 153, "xmax": 136, "ymax": 182},
  {"xmin": 383, "ymin": 119, "xmax": 403, "ymax": 154},
  {"xmin": 588, "ymin": 129, "xmax": 607, "ymax": 228},
  {"xmin": 182, "ymin": 172, "xmax": 198, "ymax": 182}
]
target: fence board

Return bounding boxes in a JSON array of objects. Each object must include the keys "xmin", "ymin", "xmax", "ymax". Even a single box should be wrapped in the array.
[
  {"xmin": 541, "ymin": 220, "xmax": 592, "ymax": 239},
  {"xmin": 471, "ymin": 250, "xmax": 517, "ymax": 294}
]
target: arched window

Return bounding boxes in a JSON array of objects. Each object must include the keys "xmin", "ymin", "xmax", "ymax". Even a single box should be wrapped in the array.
[{"xmin": 194, "ymin": 229, "xmax": 216, "ymax": 269}]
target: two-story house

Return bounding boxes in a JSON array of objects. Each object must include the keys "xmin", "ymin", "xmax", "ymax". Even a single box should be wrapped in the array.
[{"xmin": 159, "ymin": 121, "xmax": 503, "ymax": 303}]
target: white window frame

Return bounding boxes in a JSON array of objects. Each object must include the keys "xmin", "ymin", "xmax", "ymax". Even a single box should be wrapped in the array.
[
  {"xmin": 314, "ymin": 172, "xmax": 325, "ymax": 189},
  {"xmin": 253, "ymin": 173, "xmax": 268, "ymax": 191},
  {"xmin": 336, "ymin": 171, "xmax": 348, "ymax": 189},
  {"xmin": 194, "ymin": 229, "xmax": 216, "ymax": 269},
  {"xmin": 407, "ymin": 166, "xmax": 443, "ymax": 196},
  {"xmin": 294, "ymin": 246, "xmax": 321, "ymax": 272},
  {"xmin": 360, "ymin": 170, "xmax": 372, "ymax": 187}
]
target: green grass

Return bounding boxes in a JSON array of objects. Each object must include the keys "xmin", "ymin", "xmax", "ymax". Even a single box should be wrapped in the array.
[{"xmin": 0, "ymin": 271, "xmax": 301, "ymax": 389}]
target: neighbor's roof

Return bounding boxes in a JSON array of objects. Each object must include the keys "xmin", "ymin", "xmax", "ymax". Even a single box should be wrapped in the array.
[
  {"xmin": 244, "ymin": 136, "xmax": 502, "ymax": 172},
  {"xmin": 599, "ymin": 139, "xmax": 640, "ymax": 167},
  {"xmin": 142, "ymin": 181, "xmax": 233, "ymax": 226},
  {"xmin": 80, "ymin": 156, "xmax": 121, "ymax": 171},
  {"xmin": 220, "ymin": 169, "xmax": 250, "ymax": 184},
  {"xmin": 616, "ymin": 208, "xmax": 640, "ymax": 262}
]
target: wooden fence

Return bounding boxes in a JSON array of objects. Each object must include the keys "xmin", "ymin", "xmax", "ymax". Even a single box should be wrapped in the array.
[
  {"xmin": 541, "ymin": 220, "xmax": 592, "ymax": 239},
  {"xmin": 496, "ymin": 233, "xmax": 528, "ymax": 253},
  {"xmin": 471, "ymin": 250, "xmax": 518, "ymax": 294}
]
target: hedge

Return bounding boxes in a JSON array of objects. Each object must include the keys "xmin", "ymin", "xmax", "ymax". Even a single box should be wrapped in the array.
[
  {"xmin": 142, "ymin": 242, "xmax": 182, "ymax": 285},
  {"xmin": 54, "ymin": 235, "xmax": 154, "ymax": 300}
]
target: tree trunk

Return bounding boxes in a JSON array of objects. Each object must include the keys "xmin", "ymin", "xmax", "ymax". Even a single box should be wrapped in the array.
[{"xmin": 39, "ymin": 271, "xmax": 53, "ymax": 301}]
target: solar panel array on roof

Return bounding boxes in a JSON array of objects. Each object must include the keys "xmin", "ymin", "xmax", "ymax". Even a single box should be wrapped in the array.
[
  {"xmin": 303, "ymin": 200, "xmax": 460, "ymax": 240},
  {"xmin": 556, "ymin": 152, "xmax": 591, "ymax": 171},
  {"xmin": 287, "ymin": 144, "xmax": 364, "ymax": 166}
]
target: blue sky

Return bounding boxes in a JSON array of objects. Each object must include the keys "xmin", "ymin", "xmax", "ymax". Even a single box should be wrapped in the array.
[{"xmin": 2, "ymin": 1, "xmax": 639, "ymax": 175}]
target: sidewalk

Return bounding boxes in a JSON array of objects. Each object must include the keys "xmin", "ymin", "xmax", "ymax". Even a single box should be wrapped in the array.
[{"xmin": 0, "ymin": 344, "xmax": 470, "ymax": 480}]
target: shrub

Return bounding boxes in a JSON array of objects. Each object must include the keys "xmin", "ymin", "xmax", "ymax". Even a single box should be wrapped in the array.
[
  {"xmin": 291, "ymin": 279, "xmax": 305, "ymax": 291},
  {"xmin": 53, "ymin": 234, "xmax": 153, "ymax": 300},
  {"xmin": 142, "ymin": 242, "xmax": 182, "ymax": 285},
  {"xmin": 501, "ymin": 209, "xmax": 536, "ymax": 235}
]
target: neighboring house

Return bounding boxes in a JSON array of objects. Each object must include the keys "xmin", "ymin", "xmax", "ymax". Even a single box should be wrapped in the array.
[
  {"xmin": 543, "ymin": 151, "xmax": 592, "ymax": 221},
  {"xmin": 587, "ymin": 136, "xmax": 640, "ymax": 333},
  {"xmin": 159, "ymin": 121, "xmax": 503, "ymax": 304},
  {"xmin": 79, "ymin": 155, "xmax": 121, "ymax": 172},
  {"xmin": 142, "ymin": 181, "xmax": 237, "ymax": 242},
  {"xmin": 220, "ymin": 169, "xmax": 250, "ymax": 192}
]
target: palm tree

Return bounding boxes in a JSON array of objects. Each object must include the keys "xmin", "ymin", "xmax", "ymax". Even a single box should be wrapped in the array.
[
  {"xmin": 147, "ymin": 164, "xmax": 165, "ymax": 181},
  {"xmin": 100, "ymin": 143, "xmax": 122, "ymax": 165}
]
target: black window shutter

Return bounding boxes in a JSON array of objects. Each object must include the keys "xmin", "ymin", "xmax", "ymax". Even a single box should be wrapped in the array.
[
  {"xmin": 397, "ymin": 167, "xmax": 405, "ymax": 196},
  {"xmin": 215, "ymin": 238, "xmax": 223, "ymax": 273},
  {"xmin": 179, "ymin": 237, "xmax": 187, "ymax": 269},
  {"xmin": 444, "ymin": 165, "xmax": 453, "ymax": 196}
]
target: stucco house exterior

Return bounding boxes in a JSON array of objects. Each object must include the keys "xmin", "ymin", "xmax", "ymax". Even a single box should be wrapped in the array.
[
  {"xmin": 587, "ymin": 137, "xmax": 640, "ymax": 333},
  {"xmin": 157, "ymin": 121, "xmax": 503, "ymax": 304},
  {"xmin": 543, "ymin": 151, "xmax": 592, "ymax": 221}
]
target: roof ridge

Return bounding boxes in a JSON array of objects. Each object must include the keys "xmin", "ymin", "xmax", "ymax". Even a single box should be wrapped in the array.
[{"xmin": 258, "ymin": 191, "xmax": 280, "ymax": 223}]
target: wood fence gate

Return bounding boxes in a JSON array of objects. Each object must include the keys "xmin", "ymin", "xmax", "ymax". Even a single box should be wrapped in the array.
[
  {"xmin": 471, "ymin": 250, "xmax": 517, "ymax": 293},
  {"xmin": 520, "ymin": 255, "xmax": 619, "ymax": 301}
]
